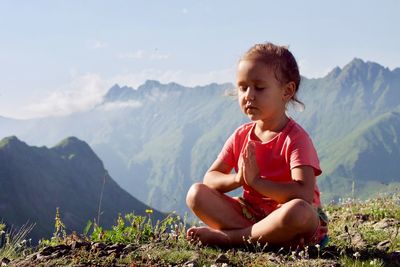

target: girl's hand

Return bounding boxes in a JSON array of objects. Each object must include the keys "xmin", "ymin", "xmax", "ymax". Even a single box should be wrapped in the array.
[
  {"xmin": 243, "ymin": 141, "xmax": 260, "ymax": 187},
  {"xmin": 234, "ymin": 155, "xmax": 245, "ymax": 185}
]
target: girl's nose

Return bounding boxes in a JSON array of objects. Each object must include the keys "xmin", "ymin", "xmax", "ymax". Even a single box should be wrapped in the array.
[{"xmin": 245, "ymin": 87, "xmax": 255, "ymax": 101}]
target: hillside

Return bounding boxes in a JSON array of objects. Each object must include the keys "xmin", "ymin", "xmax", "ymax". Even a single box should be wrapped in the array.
[
  {"xmin": 319, "ymin": 111, "xmax": 400, "ymax": 202},
  {"xmin": 0, "ymin": 136, "xmax": 164, "ymax": 243},
  {"xmin": 0, "ymin": 58, "xmax": 399, "ymax": 215}
]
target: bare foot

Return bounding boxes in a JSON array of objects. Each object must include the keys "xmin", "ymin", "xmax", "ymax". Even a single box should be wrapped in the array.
[{"xmin": 186, "ymin": 226, "xmax": 231, "ymax": 246}]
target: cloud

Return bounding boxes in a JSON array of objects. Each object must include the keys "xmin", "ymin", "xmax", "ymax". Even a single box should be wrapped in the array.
[
  {"xmin": 88, "ymin": 39, "xmax": 108, "ymax": 49},
  {"xmin": 117, "ymin": 50, "xmax": 170, "ymax": 60},
  {"xmin": 19, "ymin": 67, "xmax": 234, "ymax": 119},
  {"xmin": 23, "ymin": 73, "xmax": 107, "ymax": 118},
  {"xmin": 99, "ymin": 100, "xmax": 142, "ymax": 111},
  {"xmin": 117, "ymin": 50, "xmax": 145, "ymax": 59},
  {"xmin": 182, "ymin": 8, "xmax": 188, "ymax": 14},
  {"xmin": 149, "ymin": 51, "xmax": 170, "ymax": 60}
]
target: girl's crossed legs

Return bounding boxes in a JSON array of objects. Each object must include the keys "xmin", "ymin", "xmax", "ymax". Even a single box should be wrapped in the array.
[{"xmin": 186, "ymin": 183, "xmax": 319, "ymax": 248}]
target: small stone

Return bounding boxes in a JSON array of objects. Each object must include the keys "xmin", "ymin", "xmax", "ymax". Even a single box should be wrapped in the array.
[
  {"xmin": 36, "ymin": 254, "xmax": 51, "ymax": 261},
  {"xmin": 91, "ymin": 242, "xmax": 106, "ymax": 251},
  {"xmin": 71, "ymin": 241, "xmax": 90, "ymax": 250},
  {"xmin": 122, "ymin": 244, "xmax": 138, "ymax": 254},
  {"xmin": 373, "ymin": 218, "xmax": 399, "ymax": 230},
  {"xmin": 98, "ymin": 250, "xmax": 109, "ymax": 257},
  {"xmin": 182, "ymin": 260, "xmax": 199, "ymax": 267},
  {"xmin": 106, "ymin": 243, "xmax": 125, "ymax": 252},
  {"xmin": 51, "ymin": 251, "xmax": 63, "ymax": 258},
  {"xmin": 1, "ymin": 258, "xmax": 10, "ymax": 266},
  {"xmin": 54, "ymin": 244, "xmax": 71, "ymax": 250},
  {"xmin": 354, "ymin": 213, "xmax": 369, "ymax": 222},
  {"xmin": 26, "ymin": 252, "xmax": 39, "ymax": 261},
  {"xmin": 40, "ymin": 246, "xmax": 56, "ymax": 256},
  {"xmin": 376, "ymin": 240, "xmax": 391, "ymax": 251},
  {"xmin": 351, "ymin": 233, "xmax": 367, "ymax": 249}
]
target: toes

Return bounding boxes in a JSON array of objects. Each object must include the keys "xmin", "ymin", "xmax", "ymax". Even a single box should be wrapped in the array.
[{"xmin": 186, "ymin": 227, "xmax": 198, "ymax": 241}]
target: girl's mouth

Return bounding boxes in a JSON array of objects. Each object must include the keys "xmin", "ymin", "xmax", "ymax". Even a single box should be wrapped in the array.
[{"xmin": 245, "ymin": 106, "xmax": 257, "ymax": 113}]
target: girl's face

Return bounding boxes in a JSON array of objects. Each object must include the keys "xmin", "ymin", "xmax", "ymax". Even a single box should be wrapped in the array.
[{"xmin": 236, "ymin": 59, "xmax": 293, "ymax": 122}]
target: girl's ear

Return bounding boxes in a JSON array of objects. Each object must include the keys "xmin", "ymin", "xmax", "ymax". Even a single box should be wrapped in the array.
[{"xmin": 282, "ymin": 81, "xmax": 296, "ymax": 101}]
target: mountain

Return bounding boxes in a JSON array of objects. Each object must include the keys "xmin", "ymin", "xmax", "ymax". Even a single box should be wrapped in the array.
[
  {"xmin": 0, "ymin": 58, "xmax": 399, "ymax": 215},
  {"xmin": 0, "ymin": 136, "xmax": 164, "ymax": 243},
  {"xmin": 319, "ymin": 111, "xmax": 400, "ymax": 201}
]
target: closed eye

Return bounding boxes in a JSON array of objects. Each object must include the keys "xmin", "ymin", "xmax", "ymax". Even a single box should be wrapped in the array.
[
  {"xmin": 238, "ymin": 85, "xmax": 248, "ymax": 92},
  {"xmin": 255, "ymin": 86, "xmax": 265, "ymax": 91}
]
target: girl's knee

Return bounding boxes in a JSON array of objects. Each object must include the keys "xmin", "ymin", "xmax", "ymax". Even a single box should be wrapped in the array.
[
  {"xmin": 186, "ymin": 183, "xmax": 209, "ymax": 209},
  {"xmin": 279, "ymin": 198, "xmax": 316, "ymax": 228}
]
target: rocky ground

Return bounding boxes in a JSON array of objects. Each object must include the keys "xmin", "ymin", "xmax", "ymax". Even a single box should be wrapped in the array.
[{"xmin": 1, "ymin": 195, "xmax": 400, "ymax": 266}]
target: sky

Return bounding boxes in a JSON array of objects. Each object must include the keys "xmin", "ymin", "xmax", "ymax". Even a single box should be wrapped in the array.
[{"xmin": 0, "ymin": 0, "xmax": 399, "ymax": 119}]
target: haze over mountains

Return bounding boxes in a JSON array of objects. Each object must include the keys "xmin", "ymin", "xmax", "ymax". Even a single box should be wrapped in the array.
[{"xmin": 1, "ymin": 58, "xmax": 399, "ymax": 216}]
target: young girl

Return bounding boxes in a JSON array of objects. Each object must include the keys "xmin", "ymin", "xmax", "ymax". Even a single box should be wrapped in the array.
[{"xmin": 186, "ymin": 42, "xmax": 328, "ymax": 248}]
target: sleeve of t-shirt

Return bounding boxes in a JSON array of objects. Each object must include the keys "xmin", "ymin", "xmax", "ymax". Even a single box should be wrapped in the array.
[
  {"xmin": 289, "ymin": 133, "xmax": 322, "ymax": 176},
  {"xmin": 217, "ymin": 131, "xmax": 237, "ymax": 168}
]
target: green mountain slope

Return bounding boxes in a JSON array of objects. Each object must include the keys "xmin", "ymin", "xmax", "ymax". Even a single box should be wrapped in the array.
[
  {"xmin": 0, "ymin": 59, "xmax": 399, "ymax": 214},
  {"xmin": 0, "ymin": 136, "xmax": 164, "ymax": 243},
  {"xmin": 319, "ymin": 111, "xmax": 400, "ymax": 201}
]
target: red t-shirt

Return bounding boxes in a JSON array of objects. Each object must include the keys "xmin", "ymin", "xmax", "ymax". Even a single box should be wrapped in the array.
[{"xmin": 218, "ymin": 119, "xmax": 322, "ymax": 209}]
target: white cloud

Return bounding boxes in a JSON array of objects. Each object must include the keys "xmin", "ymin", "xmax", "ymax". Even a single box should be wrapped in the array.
[
  {"xmin": 149, "ymin": 51, "xmax": 170, "ymax": 60},
  {"xmin": 19, "ymin": 67, "xmax": 234, "ymax": 119},
  {"xmin": 182, "ymin": 8, "xmax": 188, "ymax": 14},
  {"xmin": 117, "ymin": 50, "xmax": 145, "ymax": 59},
  {"xmin": 99, "ymin": 100, "xmax": 142, "ymax": 111},
  {"xmin": 23, "ymin": 73, "xmax": 107, "ymax": 118},
  {"xmin": 117, "ymin": 50, "xmax": 170, "ymax": 60},
  {"xmin": 88, "ymin": 39, "xmax": 108, "ymax": 49}
]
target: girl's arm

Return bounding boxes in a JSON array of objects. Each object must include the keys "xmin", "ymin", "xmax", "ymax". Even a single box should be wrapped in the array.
[
  {"xmin": 203, "ymin": 158, "xmax": 243, "ymax": 193},
  {"xmin": 250, "ymin": 166, "xmax": 315, "ymax": 204},
  {"xmin": 243, "ymin": 142, "xmax": 315, "ymax": 204}
]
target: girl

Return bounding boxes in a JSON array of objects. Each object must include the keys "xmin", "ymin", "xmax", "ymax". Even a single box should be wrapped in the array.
[{"xmin": 186, "ymin": 42, "xmax": 328, "ymax": 248}]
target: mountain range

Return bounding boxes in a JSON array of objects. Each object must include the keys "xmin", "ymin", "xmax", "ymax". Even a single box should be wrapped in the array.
[
  {"xmin": 0, "ymin": 136, "xmax": 164, "ymax": 242},
  {"xmin": 0, "ymin": 58, "xmax": 399, "ymax": 216}
]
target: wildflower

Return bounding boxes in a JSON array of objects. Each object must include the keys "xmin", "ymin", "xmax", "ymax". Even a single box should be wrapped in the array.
[
  {"xmin": 145, "ymin": 209, "xmax": 153, "ymax": 214},
  {"xmin": 353, "ymin": 251, "xmax": 361, "ymax": 258}
]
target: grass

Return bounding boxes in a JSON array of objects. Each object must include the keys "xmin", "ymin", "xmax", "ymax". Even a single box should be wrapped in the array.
[
  {"xmin": 0, "ymin": 222, "xmax": 35, "ymax": 260},
  {"xmin": 1, "ymin": 193, "xmax": 400, "ymax": 266}
]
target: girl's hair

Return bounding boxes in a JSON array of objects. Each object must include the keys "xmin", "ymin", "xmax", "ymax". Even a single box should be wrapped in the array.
[{"xmin": 240, "ymin": 42, "xmax": 305, "ymax": 109}]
